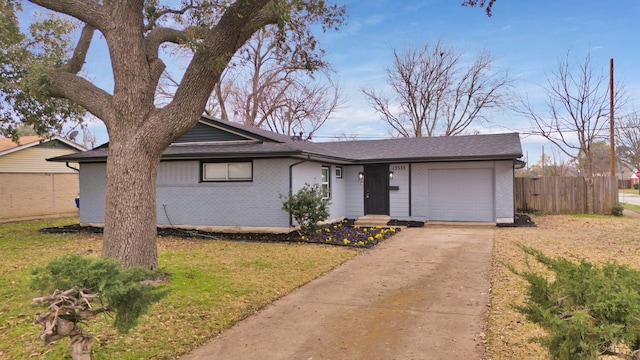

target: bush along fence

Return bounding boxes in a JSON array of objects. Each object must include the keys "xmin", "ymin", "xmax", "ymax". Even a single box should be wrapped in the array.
[{"xmin": 515, "ymin": 176, "xmax": 619, "ymax": 215}]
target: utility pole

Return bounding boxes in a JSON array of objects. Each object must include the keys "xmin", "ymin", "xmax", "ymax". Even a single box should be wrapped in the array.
[{"xmin": 610, "ymin": 58, "xmax": 616, "ymax": 177}]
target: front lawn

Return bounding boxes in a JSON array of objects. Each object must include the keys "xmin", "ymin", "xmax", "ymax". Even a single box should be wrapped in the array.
[
  {"xmin": 621, "ymin": 202, "xmax": 640, "ymax": 214},
  {"xmin": 0, "ymin": 218, "xmax": 364, "ymax": 359},
  {"xmin": 487, "ymin": 214, "xmax": 640, "ymax": 359}
]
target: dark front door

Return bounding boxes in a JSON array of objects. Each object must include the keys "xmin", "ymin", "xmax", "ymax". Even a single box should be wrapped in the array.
[{"xmin": 364, "ymin": 164, "xmax": 389, "ymax": 215}]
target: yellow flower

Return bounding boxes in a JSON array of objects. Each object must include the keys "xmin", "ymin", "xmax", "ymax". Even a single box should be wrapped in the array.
[
  {"xmin": 357, "ymin": 241, "xmax": 365, "ymax": 246},
  {"xmin": 300, "ymin": 236, "xmax": 306, "ymax": 240},
  {"xmin": 390, "ymin": 227, "xmax": 396, "ymax": 232},
  {"xmin": 375, "ymin": 225, "xmax": 382, "ymax": 229},
  {"xmin": 368, "ymin": 236, "xmax": 374, "ymax": 242},
  {"xmin": 354, "ymin": 225, "xmax": 360, "ymax": 229},
  {"xmin": 375, "ymin": 233, "xmax": 382, "ymax": 239},
  {"xmin": 343, "ymin": 238, "xmax": 350, "ymax": 244},
  {"xmin": 325, "ymin": 228, "xmax": 330, "ymax": 232}
]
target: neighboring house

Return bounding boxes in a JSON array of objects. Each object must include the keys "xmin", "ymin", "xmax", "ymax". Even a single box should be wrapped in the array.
[
  {"xmin": 50, "ymin": 117, "xmax": 524, "ymax": 231},
  {"xmin": 0, "ymin": 135, "xmax": 86, "ymax": 222}
]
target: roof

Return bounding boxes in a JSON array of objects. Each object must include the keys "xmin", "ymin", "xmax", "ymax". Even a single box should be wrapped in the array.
[
  {"xmin": 49, "ymin": 116, "xmax": 523, "ymax": 164},
  {"xmin": 0, "ymin": 135, "xmax": 86, "ymax": 157}
]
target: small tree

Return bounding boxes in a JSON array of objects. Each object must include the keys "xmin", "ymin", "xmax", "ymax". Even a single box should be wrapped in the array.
[
  {"xmin": 281, "ymin": 183, "xmax": 330, "ymax": 233},
  {"xmin": 31, "ymin": 255, "xmax": 166, "ymax": 360},
  {"xmin": 508, "ymin": 245, "xmax": 640, "ymax": 360}
]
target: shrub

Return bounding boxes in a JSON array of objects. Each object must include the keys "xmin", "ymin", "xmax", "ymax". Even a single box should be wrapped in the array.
[
  {"xmin": 634, "ymin": 183, "xmax": 639, "ymax": 190},
  {"xmin": 611, "ymin": 203, "xmax": 624, "ymax": 216},
  {"xmin": 31, "ymin": 255, "xmax": 167, "ymax": 359},
  {"xmin": 281, "ymin": 183, "xmax": 330, "ymax": 233},
  {"xmin": 508, "ymin": 245, "xmax": 640, "ymax": 360}
]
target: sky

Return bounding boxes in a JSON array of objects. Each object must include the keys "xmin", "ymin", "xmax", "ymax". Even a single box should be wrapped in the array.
[{"xmin": 21, "ymin": 1, "xmax": 640, "ymax": 165}]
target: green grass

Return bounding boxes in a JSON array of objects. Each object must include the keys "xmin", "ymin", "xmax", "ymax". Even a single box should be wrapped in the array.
[
  {"xmin": 621, "ymin": 202, "xmax": 640, "ymax": 214},
  {"xmin": 0, "ymin": 218, "xmax": 358, "ymax": 359},
  {"xmin": 619, "ymin": 188, "xmax": 640, "ymax": 195}
]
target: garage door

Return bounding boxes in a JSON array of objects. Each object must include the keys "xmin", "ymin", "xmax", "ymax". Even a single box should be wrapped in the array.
[{"xmin": 428, "ymin": 168, "xmax": 494, "ymax": 222}]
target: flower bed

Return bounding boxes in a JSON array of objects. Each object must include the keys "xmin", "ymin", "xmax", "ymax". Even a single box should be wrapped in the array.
[
  {"xmin": 302, "ymin": 219, "xmax": 399, "ymax": 247},
  {"xmin": 41, "ymin": 219, "xmax": 400, "ymax": 248}
]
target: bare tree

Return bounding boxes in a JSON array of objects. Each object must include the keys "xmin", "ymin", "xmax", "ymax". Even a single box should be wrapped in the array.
[
  {"xmin": 157, "ymin": 28, "xmax": 342, "ymax": 138},
  {"xmin": 362, "ymin": 41, "xmax": 512, "ymax": 138},
  {"xmin": 216, "ymin": 28, "xmax": 342, "ymax": 138},
  {"xmin": 616, "ymin": 111, "xmax": 640, "ymax": 174},
  {"xmin": 520, "ymin": 52, "xmax": 626, "ymax": 212}
]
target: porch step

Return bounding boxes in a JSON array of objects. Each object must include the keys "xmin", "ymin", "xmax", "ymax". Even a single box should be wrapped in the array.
[{"xmin": 355, "ymin": 215, "xmax": 391, "ymax": 227}]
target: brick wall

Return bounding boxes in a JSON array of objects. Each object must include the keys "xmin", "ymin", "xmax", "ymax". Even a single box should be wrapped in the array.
[{"xmin": 0, "ymin": 173, "xmax": 79, "ymax": 221}]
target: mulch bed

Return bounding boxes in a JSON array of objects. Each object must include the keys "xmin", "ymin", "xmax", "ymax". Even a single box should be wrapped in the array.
[
  {"xmin": 495, "ymin": 213, "xmax": 537, "ymax": 227},
  {"xmin": 387, "ymin": 219, "xmax": 425, "ymax": 227},
  {"xmin": 40, "ymin": 219, "xmax": 401, "ymax": 248}
]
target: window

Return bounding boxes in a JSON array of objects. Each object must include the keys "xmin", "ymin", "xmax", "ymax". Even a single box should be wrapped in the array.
[
  {"xmin": 321, "ymin": 166, "xmax": 330, "ymax": 198},
  {"xmin": 335, "ymin": 166, "xmax": 343, "ymax": 179},
  {"xmin": 202, "ymin": 162, "xmax": 252, "ymax": 181}
]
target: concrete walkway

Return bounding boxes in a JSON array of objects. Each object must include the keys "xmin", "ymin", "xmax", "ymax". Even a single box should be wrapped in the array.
[{"xmin": 181, "ymin": 225, "xmax": 494, "ymax": 360}]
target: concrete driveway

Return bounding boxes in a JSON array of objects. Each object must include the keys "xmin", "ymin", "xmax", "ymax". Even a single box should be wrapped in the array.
[{"xmin": 181, "ymin": 224, "xmax": 494, "ymax": 360}]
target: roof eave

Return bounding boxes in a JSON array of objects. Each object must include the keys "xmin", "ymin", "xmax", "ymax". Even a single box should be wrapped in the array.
[{"xmin": 353, "ymin": 154, "xmax": 524, "ymax": 164}]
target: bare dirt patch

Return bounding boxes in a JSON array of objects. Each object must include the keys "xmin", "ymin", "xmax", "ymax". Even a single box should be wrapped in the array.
[{"xmin": 486, "ymin": 215, "xmax": 640, "ymax": 359}]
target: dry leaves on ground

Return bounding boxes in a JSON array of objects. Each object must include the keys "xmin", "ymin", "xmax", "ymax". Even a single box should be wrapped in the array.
[{"xmin": 486, "ymin": 215, "xmax": 640, "ymax": 360}]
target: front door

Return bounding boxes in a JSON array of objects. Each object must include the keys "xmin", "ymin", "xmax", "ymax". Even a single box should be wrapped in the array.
[{"xmin": 364, "ymin": 164, "xmax": 389, "ymax": 215}]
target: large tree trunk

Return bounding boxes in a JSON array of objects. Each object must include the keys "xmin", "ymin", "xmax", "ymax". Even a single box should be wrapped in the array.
[{"xmin": 102, "ymin": 138, "xmax": 161, "ymax": 269}]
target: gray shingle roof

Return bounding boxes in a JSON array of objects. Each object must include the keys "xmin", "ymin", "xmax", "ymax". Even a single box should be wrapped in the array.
[
  {"xmin": 320, "ymin": 132, "xmax": 523, "ymax": 162},
  {"xmin": 49, "ymin": 117, "xmax": 522, "ymax": 163}
]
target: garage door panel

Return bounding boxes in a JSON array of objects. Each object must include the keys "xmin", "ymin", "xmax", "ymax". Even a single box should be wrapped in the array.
[{"xmin": 428, "ymin": 168, "xmax": 494, "ymax": 222}]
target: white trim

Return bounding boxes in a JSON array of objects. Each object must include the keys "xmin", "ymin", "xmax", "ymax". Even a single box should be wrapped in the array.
[{"xmin": 0, "ymin": 136, "xmax": 86, "ymax": 157}]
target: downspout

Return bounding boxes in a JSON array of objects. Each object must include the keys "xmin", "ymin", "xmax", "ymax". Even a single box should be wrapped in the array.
[
  {"xmin": 408, "ymin": 163, "xmax": 412, "ymax": 217},
  {"xmin": 288, "ymin": 156, "xmax": 311, "ymax": 227},
  {"xmin": 65, "ymin": 162, "xmax": 79, "ymax": 172},
  {"xmin": 66, "ymin": 162, "xmax": 81, "ymax": 212}
]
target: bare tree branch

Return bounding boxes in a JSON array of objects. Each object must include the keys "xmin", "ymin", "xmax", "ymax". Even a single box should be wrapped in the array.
[
  {"xmin": 616, "ymin": 111, "xmax": 640, "ymax": 172},
  {"xmin": 48, "ymin": 71, "xmax": 114, "ymax": 124},
  {"xmin": 364, "ymin": 41, "xmax": 511, "ymax": 137},
  {"xmin": 521, "ymin": 52, "xmax": 626, "ymax": 177},
  {"xmin": 61, "ymin": 24, "xmax": 94, "ymax": 74},
  {"xmin": 29, "ymin": 0, "xmax": 108, "ymax": 30}
]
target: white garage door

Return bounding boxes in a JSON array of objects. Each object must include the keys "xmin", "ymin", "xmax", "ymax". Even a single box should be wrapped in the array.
[{"xmin": 428, "ymin": 168, "xmax": 495, "ymax": 222}]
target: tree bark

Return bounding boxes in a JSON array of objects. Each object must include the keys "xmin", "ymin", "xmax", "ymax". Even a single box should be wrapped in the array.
[
  {"xmin": 69, "ymin": 332, "xmax": 93, "ymax": 360},
  {"xmin": 102, "ymin": 138, "xmax": 161, "ymax": 269}
]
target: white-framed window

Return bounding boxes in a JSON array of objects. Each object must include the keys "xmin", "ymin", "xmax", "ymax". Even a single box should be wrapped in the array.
[
  {"xmin": 335, "ymin": 166, "xmax": 343, "ymax": 179},
  {"xmin": 321, "ymin": 166, "xmax": 331, "ymax": 198},
  {"xmin": 202, "ymin": 161, "xmax": 252, "ymax": 182}
]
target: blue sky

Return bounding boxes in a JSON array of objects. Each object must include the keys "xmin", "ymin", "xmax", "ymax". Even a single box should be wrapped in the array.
[
  {"xmin": 312, "ymin": 0, "xmax": 640, "ymax": 164},
  {"xmin": 23, "ymin": 1, "xmax": 640, "ymax": 165}
]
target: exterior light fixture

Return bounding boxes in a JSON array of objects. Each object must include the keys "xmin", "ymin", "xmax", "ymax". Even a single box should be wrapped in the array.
[
  {"xmin": 389, "ymin": 171, "xmax": 394, "ymax": 179},
  {"xmin": 358, "ymin": 172, "xmax": 364, "ymax": 181}
]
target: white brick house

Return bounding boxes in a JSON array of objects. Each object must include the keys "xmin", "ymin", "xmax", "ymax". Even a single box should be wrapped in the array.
[{"xmin": 51, "ymin": 116, "xmax": 524, "ymax": 230}]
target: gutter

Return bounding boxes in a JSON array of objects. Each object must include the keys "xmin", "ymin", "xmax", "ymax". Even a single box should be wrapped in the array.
[{"xmin": 288, "ymin": 156, "xmax": 311, "ymax": 227}]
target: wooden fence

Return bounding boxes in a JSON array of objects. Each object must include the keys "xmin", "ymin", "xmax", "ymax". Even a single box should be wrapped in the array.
[{"xmin": 514, "ymin": 176, "xmax": 619, "ymax": 214}]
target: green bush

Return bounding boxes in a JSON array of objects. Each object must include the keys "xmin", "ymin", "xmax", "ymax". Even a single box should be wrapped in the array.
[
  {"xmin": 281, "ymin": 183, "xmax": 330, "ymax": 233},
  {"xmin": 32, "ymin": 255, "xmax": 167, "ymax": 333},
  {"xmin": 508, "ymin": 245, "xmax": 640, "ymax": 360},
  {"xmin": 634, "ymin": 183, "xmax": 639, "ymax": 190},
  {"xmin": 611, "ymin": 203, "xmax": 624, "ymax": 216}
]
